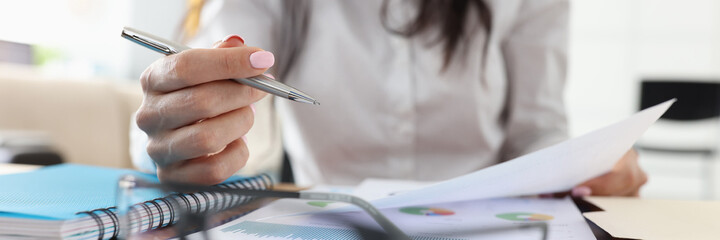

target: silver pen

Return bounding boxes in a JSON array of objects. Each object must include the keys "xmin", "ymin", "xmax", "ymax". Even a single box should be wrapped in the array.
[{"xmin": 121, "ymin": 26, "xmax": 319, "ymax": 105}]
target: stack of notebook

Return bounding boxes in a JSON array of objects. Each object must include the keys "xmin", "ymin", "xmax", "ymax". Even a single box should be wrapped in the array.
[{"xmin": 0, "ymin": 164, "xmax": 273, "ymax": 239}]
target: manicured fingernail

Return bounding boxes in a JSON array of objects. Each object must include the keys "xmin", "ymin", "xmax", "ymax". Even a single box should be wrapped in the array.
[
  {"xmin": 250, "ymin": 103, "xmax": 256, "ymax": 114},
  {"xmin": 222, "ymin": 34, "xmax": 244, "ymax": 44},
  {"xmin": 241, "ymin": 135, "xmax": 248, "ymax": 143},
  {"xmin": 249, "ymin": 51, "xmax": 275, "ymax": 69},
  {"xmin": 263, "ymin": 73, "xmax": 275, "ymax": 79},
  {"xmin": 572, "ymin": 186, "xmax": 592, "ymax": 197}
]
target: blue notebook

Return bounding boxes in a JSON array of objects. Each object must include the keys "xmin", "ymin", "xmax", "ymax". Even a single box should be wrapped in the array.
[
  {"xmin": 0, "ymin": 164, "xmax": 159, "ymax": 220},
  {"xmin": 0, "ymin": 164, "xmax": 273, "ymax": 239}
]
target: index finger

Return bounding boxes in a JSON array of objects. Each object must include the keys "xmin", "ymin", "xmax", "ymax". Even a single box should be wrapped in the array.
[{"xmin": 143, "ymin": 46, "xmax": 274, "ymax": 93}]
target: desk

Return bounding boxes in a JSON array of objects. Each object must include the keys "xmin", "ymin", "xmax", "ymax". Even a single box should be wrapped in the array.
[
  {"xmin": 0, "ymin": 162, "xmax": 41, "ymax": 174},
  {"xmin": 0, "ymin": 163, "xmax": 625, "ymax": 240},
  {"xmin": 573, "ymin": 198, "xmax": 623, "ymax": 240}
]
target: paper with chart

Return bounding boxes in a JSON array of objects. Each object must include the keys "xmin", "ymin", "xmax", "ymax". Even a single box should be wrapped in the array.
[
  {"xmin": 366, "ymin": 99, "xmax": 675, "ymax": 209},
  {"xmin": 194, "ymin": 197, "xmax": 594, "ymax": 240},
  {"xmin": 182, "ymin": 180, "xmax": 595, "ymax": 240}
]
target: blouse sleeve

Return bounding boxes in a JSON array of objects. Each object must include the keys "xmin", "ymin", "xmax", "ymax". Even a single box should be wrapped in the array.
[
  {"xmin": 187, "ymin": 0, "xmax": 282, "ymax": 51},
  {"xmin": 499, "ymin": 0, "xmax": 570, "ymax": 159}
]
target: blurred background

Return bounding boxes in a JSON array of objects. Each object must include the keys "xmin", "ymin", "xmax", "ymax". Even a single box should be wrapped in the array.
[{"xmin": 1, "ymin": 0, "xmax": 719, "ymax": 200}]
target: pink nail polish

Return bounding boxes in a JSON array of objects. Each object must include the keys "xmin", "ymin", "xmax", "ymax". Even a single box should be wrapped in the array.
[
  {"xmin": 222, "ymin": 34, "xmax": 245, "ymax": 44},
  {"xmin": 250, "ymin": 103, "xmax": 256, "ymax": 114},
  {"xmin": 249, "ymin": 51, "xmax": 275, "ymax": 69},
  {"xmin": 571, "ymin": 186, "xmax": 592, "ymax": 197},
  {"xmin": 241, "ymin": 135, "xmax": 248, "ymax": 143}
]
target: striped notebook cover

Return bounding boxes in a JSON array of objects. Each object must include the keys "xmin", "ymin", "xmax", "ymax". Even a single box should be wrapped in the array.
[{"xmin": 0, "ymin": 164, "xmax": 273, "ymax": 240}]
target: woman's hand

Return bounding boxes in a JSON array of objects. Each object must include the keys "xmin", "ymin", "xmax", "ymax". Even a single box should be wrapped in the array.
[
  {"xmin": 571, "ymin": 149, "xmax": 648, "ymax": 197},
  {"xmin": 135, "ymin": 35, "xmax": 274, "ymax": 185}
]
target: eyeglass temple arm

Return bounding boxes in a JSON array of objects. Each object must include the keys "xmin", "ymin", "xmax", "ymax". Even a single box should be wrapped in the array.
[{"xmin": 299, "ymin": 192, "xmax": 411, "ymax": 240}]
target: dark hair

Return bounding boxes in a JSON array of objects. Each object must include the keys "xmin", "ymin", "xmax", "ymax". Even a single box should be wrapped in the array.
[
  {"xmin": 275, "ymin": 0, "xmax": 313, "ymax": 80},
  {"xmin": 380, "ymin": 0, "xmax": 492, "ymax": 70}
]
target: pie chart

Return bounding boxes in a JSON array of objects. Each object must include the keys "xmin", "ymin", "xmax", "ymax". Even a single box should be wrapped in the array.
[
  {"xmin": 399, "ymin": 207, "xmax": 455, "ymax": 216},
  {"xmin": 496, "ymin": 212, "xmax": 554, "ymax": 221}
]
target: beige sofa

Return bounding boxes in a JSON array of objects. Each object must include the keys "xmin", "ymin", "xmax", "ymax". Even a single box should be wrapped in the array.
[
  {"xmin": 0, "ymin": 64, "xmax": 141, "ymax": 168},
  {"xmin": 0, "ymin": 63, "xmax": 282, "ymax": 175}
]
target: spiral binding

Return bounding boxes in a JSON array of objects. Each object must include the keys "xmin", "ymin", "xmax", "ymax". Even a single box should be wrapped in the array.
[
  {"xmin": 69, "ymin": 174, "xmax": 273, "ymax": 240},
  {"xmin": 75, "ymin": 209, "xmax": 105, "ymax": 240}
]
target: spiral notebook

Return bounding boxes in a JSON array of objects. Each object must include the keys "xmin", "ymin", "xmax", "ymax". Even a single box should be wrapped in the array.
[{"xmin": 0, "ymin": 164, "xmax": 273, "ymax": 239}]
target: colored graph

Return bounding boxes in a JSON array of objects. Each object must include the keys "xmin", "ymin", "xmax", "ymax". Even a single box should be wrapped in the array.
[
  {"xmin": 219, "ymin": 221, "xmax": 466, "ymax": 240},
  {"xmin": 495, "ymin": 212, "xmax": 554, "ymax": 221},
  {"xmin": 307, "ymin": 201, "xmax": 333, "ymax": 207},
  {"xmin": 399, "ymin": 207, "xmax": 455, "ymax": 216}
]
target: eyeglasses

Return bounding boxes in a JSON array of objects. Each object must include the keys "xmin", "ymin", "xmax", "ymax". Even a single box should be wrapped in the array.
[{"xmin": 113, "ymin": 174, "xmax": 549, "ymax": 240}]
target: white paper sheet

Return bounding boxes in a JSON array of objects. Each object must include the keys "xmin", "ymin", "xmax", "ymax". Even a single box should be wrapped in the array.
[
  {"xmin": 352, "ymin": 178, "xmax": 435, "ymax": 201},
  {"xmin": 194, "ymin": 197, "xmax": 594, "ymax": 240},
  {"xmin": 366, "ymin": 99, "xmax": 675, "ymax": 209}
]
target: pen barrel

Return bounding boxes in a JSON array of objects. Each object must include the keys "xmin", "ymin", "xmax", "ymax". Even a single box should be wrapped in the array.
[
  {"xmin": 232, "ymin": 76, "xmax": 288, "ymax": 98},
  {"xmin": 231, "ymin": 75, "xmax": 318, "ymax": 105}
]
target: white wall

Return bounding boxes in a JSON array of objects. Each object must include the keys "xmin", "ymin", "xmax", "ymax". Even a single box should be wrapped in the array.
[
  {"xmin": 566, "ymin": 0, "xmax": 720, "ymax": 136},
  {"xmin": 0, "ymin": 0, "xmax": 132, "ymax": 78},
  {"xmin": 0, "ymin": 0, "xmax": 185, "ymax": 81}
]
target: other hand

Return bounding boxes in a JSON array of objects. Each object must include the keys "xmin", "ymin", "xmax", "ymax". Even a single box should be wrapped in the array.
[{"xmin": 571, "ymin": 149, "xmax": 647, "ymax": 197}]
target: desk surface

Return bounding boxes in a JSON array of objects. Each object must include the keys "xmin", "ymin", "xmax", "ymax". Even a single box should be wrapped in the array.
[
  {"xmin": 0, "ymin": 163, "xmax": 41, "ymax": 175},
  {"xmin": 0, "ymin": 163, "xmax": 622, "ymax": 240},
  {"xmin": 573, "ymin": 198, "xmax": 624, "ymax": 240}
]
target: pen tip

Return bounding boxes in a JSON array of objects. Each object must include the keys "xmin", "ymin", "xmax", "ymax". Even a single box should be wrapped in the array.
[{"xmin": 314, "ymin": 101, "xmax": 321, "ymax": 105}]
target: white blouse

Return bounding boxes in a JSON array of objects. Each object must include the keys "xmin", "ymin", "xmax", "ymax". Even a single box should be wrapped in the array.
[{"xmin": 132, "ymin": 0, "xmax": 570, "ymax": 186}]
